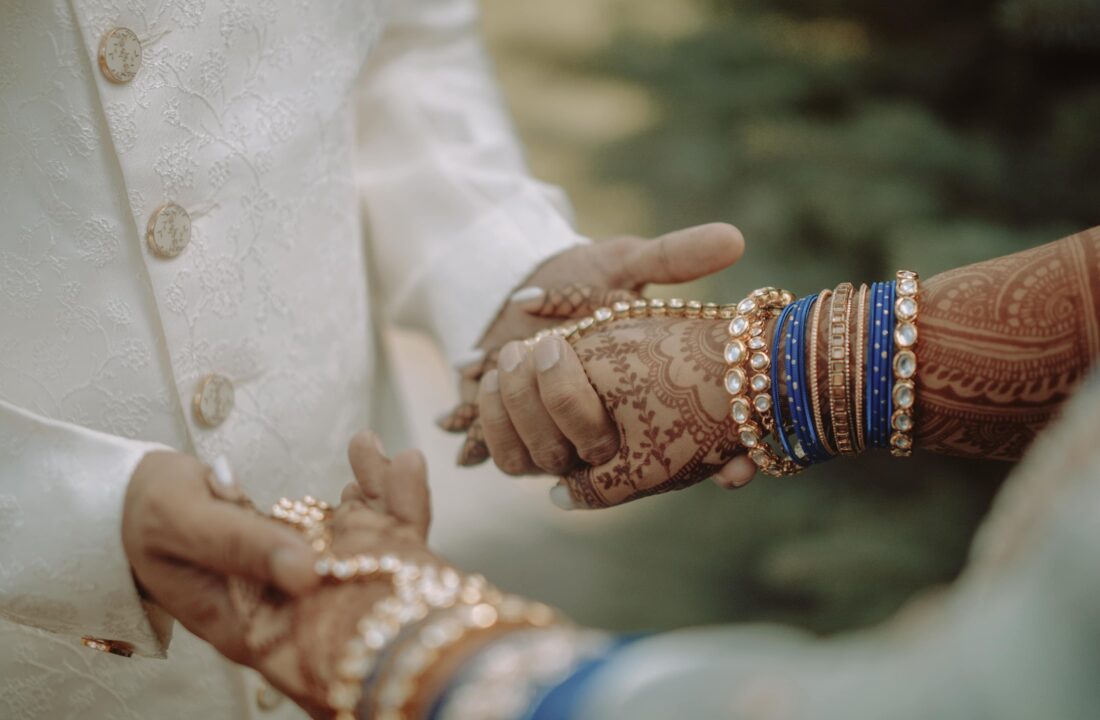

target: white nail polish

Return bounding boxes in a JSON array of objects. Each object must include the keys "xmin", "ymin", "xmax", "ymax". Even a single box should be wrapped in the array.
[
  {"xmin": 533, "ymin": 336, "xmax": 561, "ymax": 372},
  {"xmin": 454, "ymin": 349, "xmax": 486, "ymax": 369},
  {"xmin": 549, "ymin": 484, "xmax": 577, "ymax": 510},
  {"xmin": 211, "ymin": 456, "xmax": 235, "ymax": 489},
  {"xmin": 499, "ymin": 342, "xmax": 526, "ymax": 372},
  {"xmin": 510, "ymin": 287, "xmax": 545, "ymax": 304}
]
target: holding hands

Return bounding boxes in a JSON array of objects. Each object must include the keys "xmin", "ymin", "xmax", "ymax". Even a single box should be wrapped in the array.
[
  {"xmin": 441, "ymin": 222, "xmax": 757, "ymax": 505},
  {"xmin": 441, "ymin": 223, "xmax": 754, "ymax": 492}
]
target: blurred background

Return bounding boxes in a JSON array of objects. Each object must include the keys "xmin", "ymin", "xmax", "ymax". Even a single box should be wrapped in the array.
[{"xmin": 396, "ymin": 0, "xmax": 1100, "ymax": 637}]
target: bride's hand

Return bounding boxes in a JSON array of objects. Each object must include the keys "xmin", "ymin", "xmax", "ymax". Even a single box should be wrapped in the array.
[
  {"xmin": 230, "ymin": 432, "xmax": 437, "ymax": 717},
  {"xmin": 477, "ymin": 316, "xmax": 755, "ymax": 510}
]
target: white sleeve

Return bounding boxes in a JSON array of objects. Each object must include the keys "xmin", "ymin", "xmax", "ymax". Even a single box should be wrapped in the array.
[
  {"xmin": 357, "ymin": 0, "xmax": 588, "ymax": 365},
  {"xmin": 0, "ymin": 398, "xmax": 174, "ymax": 658}
]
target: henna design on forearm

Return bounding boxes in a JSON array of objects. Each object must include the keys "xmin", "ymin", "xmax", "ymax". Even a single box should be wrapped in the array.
[
  {"xmin": 911, "ymin": 228, "xmax": 1100, "ymax": 460},
  {"xmin": 564, "ymin": 317, "xmax": 739, "ymax": 507}
]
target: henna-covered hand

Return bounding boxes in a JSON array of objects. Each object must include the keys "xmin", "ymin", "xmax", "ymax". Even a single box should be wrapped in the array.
[
  {"xmin": 438, "ymin": 224, "xmax": 747, "ymax": 474},
  {"xmin": 545, "ymin": 317, "xmax": 753, "ymax": 509},
  {"xmin": 224, "ymin": 432, "xmax": 436, "ymax": 718}
]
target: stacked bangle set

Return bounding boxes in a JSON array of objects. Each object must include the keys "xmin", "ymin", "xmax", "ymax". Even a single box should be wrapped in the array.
[
  {"xmin": 523, "ymin": 270, "xmax": 920, "ymax": 473},
  {"xmin": 727, "ymin": 271, "xmax": 920, "ymax": 476},
  {"xmin": 262, "ymin": 497, "xmax": 561, "ymax": 720}
]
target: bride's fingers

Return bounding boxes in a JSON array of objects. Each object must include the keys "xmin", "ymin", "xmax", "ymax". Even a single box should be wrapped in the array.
[
  {"xmin": 382, "ymin": 449, "xmax": 432, "ymax": 540},
  {"xmin": 340, "ymin": 482, "xmax": 364, "ymax": 503},
  {"xmin": 511, "ymin": 284, "xmax": 640, "ymax": 320},
  {"xmin": 710, "ymin": 454, "xmax": 756, "ymax": 490},
  {"xmin": 347, "ymin": 431, "xmax": 389, "ymax": 511},
  {"xmin": 437, "ymin": 351, "xmax": 498, "ymax": 433},
  {"xmin": 457, "ymin": 419, "xmax": 491, "ymax": 466}
]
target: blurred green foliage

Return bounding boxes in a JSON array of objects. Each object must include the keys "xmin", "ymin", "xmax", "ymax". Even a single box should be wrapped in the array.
[{"xmin": 581, "ymin": 0, "xmax": 1100, "ymax": 634}]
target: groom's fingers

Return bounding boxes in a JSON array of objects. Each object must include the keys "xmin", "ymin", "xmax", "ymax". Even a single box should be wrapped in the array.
[
  {"xmin": 347, "ymin": 431, "xmax": 389, "ymax": 512},
  {"xmin": 383, "ymin": 449, "xmax": 432, "ymax": 540},
  {"xmin": 478, "ymin": 369, "xmax": 537, "ymax": 475},
  {"xmin": 533, "ymin": 336, "xmax": 619, "ymax": 465},
  {"xmin": 496, "ymin": 342, "xmax": 577, "ymax": 475},
  {"xmin": 616, "ymin": 223, "xmax": 745, "ymax": 287}
]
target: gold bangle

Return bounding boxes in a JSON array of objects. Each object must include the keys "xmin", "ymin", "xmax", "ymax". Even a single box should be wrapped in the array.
[
  {"xmin": 853, "ymin": 284, "xmax": 869, "ymax": 453},
  {"xmin": 890, "ymin": 270, "xmax": 920, "ymax": 456},
  {"xmin": 828, "ymin": 283, "xmax": 856, "ymax": 455},
  {"xmin": 808, "ymin": 289, "xmax": 835, "ymax": 457}
]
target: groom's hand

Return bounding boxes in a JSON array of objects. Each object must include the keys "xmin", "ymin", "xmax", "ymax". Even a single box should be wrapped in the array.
[{"xmin": 440, "ymin": 223, "xmax": 745, "ymax": 475}]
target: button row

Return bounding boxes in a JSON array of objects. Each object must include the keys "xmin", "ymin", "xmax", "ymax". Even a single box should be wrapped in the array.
[{"xmin": 99, "ymin": 28, "xmax": 228, "ymax": 430}]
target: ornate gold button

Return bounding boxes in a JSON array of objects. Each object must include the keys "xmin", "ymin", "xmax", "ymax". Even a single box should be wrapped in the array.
[
  {"xmin": 255, "ymin": 683, "xmax": 284, "ymax": 711},
  {"xmin": 81, "ymin": 637, "xmax": 135, "ymax": 657},
  {"xmin": 98, "ymin": 27, "xmax": 142, "ymax": 84},
  {"xmin": 146, "ymin": 203, "xmax": 192, "ymax": 258},
  {"xmin": 193, "ymin": 374, "xmax": 234, "ymax": 427}
]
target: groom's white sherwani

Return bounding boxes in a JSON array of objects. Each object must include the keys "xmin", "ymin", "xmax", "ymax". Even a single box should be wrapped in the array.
[{"xmin": 0, "ymin": 0, "xmax": 583, "ymax": 716}]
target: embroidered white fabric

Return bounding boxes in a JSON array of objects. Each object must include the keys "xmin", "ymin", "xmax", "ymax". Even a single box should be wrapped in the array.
[{"xmin": 0, "ymin": 0, "xmax": 585, "ymax": 716}]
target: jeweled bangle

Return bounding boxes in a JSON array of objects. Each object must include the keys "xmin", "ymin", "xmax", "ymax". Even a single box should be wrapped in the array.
[
  {"xmin": 891, "ymin": 270, "xmax": 919, "ymax": 456},
  {"xmin": 726, "ymin": 287, "xmax": 800, "ymax": 476},
  {"xmin": 372, "ymin": 597, "xmax": 558, "ymax": 720},
  {"xmin": 433, "ymin": 627, "xmax": 615, "ymax": 720},
  {"xmin": 827, "ymin": 283, "xmax": 856, "ymax": 455},
  {"xmin": 327, "ymin": 561, "xmax": 501, "ymax": 720}
]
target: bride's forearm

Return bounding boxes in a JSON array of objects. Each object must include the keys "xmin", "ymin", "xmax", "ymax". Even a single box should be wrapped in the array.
[
  {"xmin": 909, "ymin": 228, "xmax": 1100, "ymax": 459},
  {"xmin": 805, "ymin": 227, "xmax": 1100, "ymax": 462}
]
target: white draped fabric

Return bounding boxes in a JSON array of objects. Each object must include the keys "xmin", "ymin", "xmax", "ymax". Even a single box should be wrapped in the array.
[{"xmin": 578, "ymin": 375, "xmax": 1100, "ymax": 720}]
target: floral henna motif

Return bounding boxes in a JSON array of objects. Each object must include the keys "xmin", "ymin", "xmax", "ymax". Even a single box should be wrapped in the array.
[
  {"xmin": 564, "ymin": 317, "xmax": 740, "ymax": 507},
  {"xmin": 914, "ymin": 229, "xmax": 1100, "ymax": 460}
]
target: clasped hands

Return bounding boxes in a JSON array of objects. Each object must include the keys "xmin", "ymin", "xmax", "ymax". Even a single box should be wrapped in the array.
[
  {"xmin": 124, "ymin": 434, "xmax": 437, "ymax": 716},
  {"xmin": 440, "ymin": 222, "xmax": 757, "ymax": 508}
]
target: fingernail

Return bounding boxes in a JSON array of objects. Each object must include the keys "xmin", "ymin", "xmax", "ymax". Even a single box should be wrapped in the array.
[
  {"xmin": 458, "ymin": 438, "xmax": 490, "ymax": 466},
  {"xmin": 549, "ymin": 484, "xmax": 577, "ymax": 511},
  {"xmin": 533, "ymin": 336, "xmax": 561, "ymax": 372},
  {"xmin": 454, "ymin": 348, "xmax": 486, "ymax": 369},
  {"xmin": 210, "ymin": 456, "xmax": 235, "ymax": 489},
  {"xmin": 510, "ymin": 286, "xmax": 545, "ymax": 304},
  {"xmin": 271, "ymin": 545, "xmax": 317, "ymax": 595},
  {"xmin": 499, "ymin": 342, "xmax": 526, "ymax": 373},
  {"xmin": 370, "ymin": 432, "xmax": 386, "ymax": 455},
  {"xmin": 482, "ymin": 369, "xmax": 499, "ymax": 392}
]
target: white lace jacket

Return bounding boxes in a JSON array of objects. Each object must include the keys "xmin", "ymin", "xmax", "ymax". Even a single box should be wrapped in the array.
[{"xmin": 0, "ymin": 0, "xmax": 583, "ymax": 717}]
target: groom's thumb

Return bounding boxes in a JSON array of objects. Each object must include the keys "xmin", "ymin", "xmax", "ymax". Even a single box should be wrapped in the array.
[{"xmin": 619, "ymin": 223, "xmax": 744, "ymax": 287}]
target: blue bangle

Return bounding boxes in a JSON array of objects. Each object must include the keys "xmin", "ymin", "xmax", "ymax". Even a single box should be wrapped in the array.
[
  {"xmin": 868, "ymin": 281, "xmax": 895, "ymax": 448},
  {"xmin": 885, "ymin": 280, "xmax": 897, "ymax": 437},
  {"xmin": 785, "ymin": 295, "xmax": 829, "ymax": 465},
  {"xmin": 865, "ymin": 282, "xmax": 881, "ymax": 447},
  {"xmin": 771, "ymin": 302, "xmax": 805, "ymax": 466}
]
